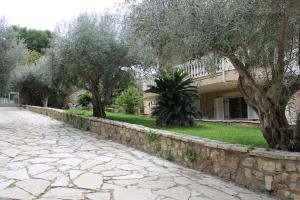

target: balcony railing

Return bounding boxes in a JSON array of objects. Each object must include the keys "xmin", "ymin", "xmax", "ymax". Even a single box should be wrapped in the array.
[
  {"xmin": 174, "ymin": 58, "xmax": 234, "ymax": 78},
  {"xmin": 142, "ymin": 58, "xmax": 235, "ymax": 91}
]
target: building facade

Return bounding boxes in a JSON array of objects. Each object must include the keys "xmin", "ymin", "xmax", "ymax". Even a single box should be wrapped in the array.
[
  {"xmin": 0, "ymin": 91, "xmax": 20, "ymax": 107},
  {"xmin": 143, "ymin": 59, "xmax": 300, "ymax": 124}
]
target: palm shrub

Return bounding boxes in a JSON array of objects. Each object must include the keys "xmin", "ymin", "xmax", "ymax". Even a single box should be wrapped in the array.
[
  {"xmin": 77, "ymin": 92, "xmax": 92, "ymax": 107},
  {"xmin": 115, "ymin": 86, "xmax": 143, "ymax": 114},
  {"xmin": 146, "ymin": 69, "xmax": 201, "ymax": 126}
]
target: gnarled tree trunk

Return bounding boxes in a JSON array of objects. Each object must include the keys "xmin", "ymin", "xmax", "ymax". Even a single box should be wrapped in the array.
[
  {"xmin": 90, "ymin": 80, "xmax": 106, "ymax": 118},
  {"xmin": 238, "ymin": 75, "xmax": 297, "ymax": 151},
  {"xmin": 291, "ymin": 113, "xmax": 300, "ymax": 151},
  {"xmin": 43, "ymin": 96, "xmax": 49, "ymax": 108}
]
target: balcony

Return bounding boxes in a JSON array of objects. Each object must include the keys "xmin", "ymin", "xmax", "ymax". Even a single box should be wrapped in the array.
[
  {"xmin": 142, "ymin": 58, "xmax": 237, "ymax": 93},
  {"xmin": 174, "ymin": 58, "xmax": 234, "ymax": 79}
]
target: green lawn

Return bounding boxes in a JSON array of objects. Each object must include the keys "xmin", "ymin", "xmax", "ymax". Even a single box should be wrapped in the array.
[{"xmin": 66, "ymin": 108, "xmax": 267, "ymax": 148}]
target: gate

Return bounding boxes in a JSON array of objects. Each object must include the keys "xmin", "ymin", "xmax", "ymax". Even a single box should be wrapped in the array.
[{"xmin": 0, "ymin": 91, "xmax": 20, "ymax": 107}]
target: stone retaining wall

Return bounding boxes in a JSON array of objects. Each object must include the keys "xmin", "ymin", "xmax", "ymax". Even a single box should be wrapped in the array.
[{"xmin": 24, "ymin": 105, "xmax": 300, "ymax": 199}]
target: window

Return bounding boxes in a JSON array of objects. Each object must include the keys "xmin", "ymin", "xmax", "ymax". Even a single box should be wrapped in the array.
[{"xmin": 229, "ymin": 97, "xmax": 247, "ymax": 119}]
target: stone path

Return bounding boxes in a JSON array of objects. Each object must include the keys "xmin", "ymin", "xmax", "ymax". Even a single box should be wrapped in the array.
[{"xmin": 0, "ymin": 107, "xmax": 275, "ymax": 200}]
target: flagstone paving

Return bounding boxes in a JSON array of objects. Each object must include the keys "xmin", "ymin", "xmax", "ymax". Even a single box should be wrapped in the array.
[{"xmin": 0, "ymin": 107, "xmax": 275, "ymax": 200}]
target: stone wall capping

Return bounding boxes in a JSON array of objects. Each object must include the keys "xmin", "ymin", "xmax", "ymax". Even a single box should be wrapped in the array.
[
  {"xmin": 25, "ymin": 105, "xmax": 300, "ymax": 160},
  {"xmin": 249, "ymin": 149, "xmax": 300, "ymax": 160},
  {"xmin": 24, "ymin": 105, "xmax": 300, "ymax": 199}
]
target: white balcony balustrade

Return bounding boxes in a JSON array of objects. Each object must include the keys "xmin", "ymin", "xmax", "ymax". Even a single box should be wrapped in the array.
[
  {"xmin": 174, "ymin": 59, "xmax": 234, "ymax": 78},
  {"xmin": 142, "ymin": 59, "xmax": 235, "ymax": 91}
]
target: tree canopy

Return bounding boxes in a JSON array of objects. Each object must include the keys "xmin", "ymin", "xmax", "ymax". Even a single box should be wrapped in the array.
[
  {"xmin": 125, "ymin": 0, "xmax": 300, "ymax": 151},
  {"xmin": 12, "ymin": 26, "xmax": 52, "ymax": 53},
  {"xmin": 10, "ymin": 57, "xmax": 55, "ymax": 106},
  {"xmin": 0, "ymin": 18, "xmax": 26, "ymax": 91},
  {"xmin": 55, "ymin": 13, "xmax": 132, "ymax": 117}
]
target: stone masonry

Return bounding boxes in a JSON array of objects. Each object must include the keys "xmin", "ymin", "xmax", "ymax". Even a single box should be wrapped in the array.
[
  {"xmin": 0, "ymin": 107, "xmax": 275, "ymax": 200},
  {"xmin": 23, "ymin": 105, "xmax": 300, "ymax": 199}
]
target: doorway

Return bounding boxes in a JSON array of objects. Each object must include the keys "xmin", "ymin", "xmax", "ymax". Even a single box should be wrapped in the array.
[{"xmin": 229, "ymin": 97, "xmax": 247, "ymax": 119}]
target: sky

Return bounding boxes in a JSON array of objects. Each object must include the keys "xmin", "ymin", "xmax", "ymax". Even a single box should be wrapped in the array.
[{"xmin": 0, "ymin": 0, "xmax": 124, "ymax": 31}]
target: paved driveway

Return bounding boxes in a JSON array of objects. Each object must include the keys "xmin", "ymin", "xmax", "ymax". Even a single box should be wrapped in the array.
[{"xmin": 0, "ymin": 107, "xmax": 274, "ymax": 200}]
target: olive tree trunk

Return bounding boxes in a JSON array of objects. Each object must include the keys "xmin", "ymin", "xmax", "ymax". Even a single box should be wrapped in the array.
[
  {"xmin": 238, "ymin": 75, "xmax": 299, "ymax": 151},
  {"xmin": 228, "ymin": 55, "xmax": 300, "ymax": 151},
  {"xmin": 90, "ymin": 80, "xmax": 106, "ymax": 118},
  {"xmin": 43, "ymin": 96, "xmax": 49, "ymax": 107}
]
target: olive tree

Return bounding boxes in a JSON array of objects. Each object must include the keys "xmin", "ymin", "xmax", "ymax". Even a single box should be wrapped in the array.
[
  {"xmin": 0, "ymin": 18, "xmax": 26, "ymax": 91},
  {"xmin": 125, "ymin": 0, "xmax": 300, "ymax": 151},
  {"xmin": 10, "ymin": 57, "xmax": 55, "ymax": 107},
  {"xmin": 56, "ymin": 13, "xmax": 130, "ymax": 117}
]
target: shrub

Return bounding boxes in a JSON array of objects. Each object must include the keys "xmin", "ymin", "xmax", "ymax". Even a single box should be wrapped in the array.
[
  {"xmin": 184, "ymin": 148, "xmax": 197, "ymax": 162},
  {"xmin": 115, "ymin": 86, "xmax": 143, "ymax": 114},
  {"xmin": 146, "ymin": 69, "xmax": 202, "ymax": 127},
  {"xmin": 164, "ymin": 150, "xmax": 174, "ymax": 161},
  {"xmin": 147, "ymin": 131, "xmax": 160, "ymax": 142},
  {"xmin": 77, "ymin": 92, "xmax": 92, "ymax": 107}
]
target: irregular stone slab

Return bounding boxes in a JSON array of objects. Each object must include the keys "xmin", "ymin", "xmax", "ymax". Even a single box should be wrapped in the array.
[
  {"xmin": 51, "ymin": 148, "xmax": 74, "ymax": 153},
  {"xmin": 52, "ymin": 175, "xmax": 69, "ymax": 187},
  {"xmin": 26, "ymin": 157, "xmax": 59, "ymax": 163},
  {"xmin": 23, "ymin": 150, "xmax": 50, "ymax": 155},
  {"xmin": 86, "ymin": 192, "xmax": 111, "ymax": 200},
  {"xmin": 118, "ymin": 163, "xmax": 144, "ymax": 171},
  {"xmin": 6, "ymin": 161, "xmax": 29, "ymax": 169},
  {"xmin": 57, "ymin": 158, "xmax": 83, "ymax": 166},
  {"xmin": 113, "ymin": 179, "xmax": 141, "ymax": 186},
  {"xmin": 80, "ymin": 159, "xmax": 104, "ymax": 170},
  {"xmin": 15, "ymin": 178, "xmax": 50, "ymax": 196},
  {"xmin": 58, "ymin": 165, "xmax": 72, "ymax": 172},
  {"xmin": 138, "ymin": 180, "xmax": 176, "ymax": 189},
  {"xmin": 190, "ymin": 197, "xmax": 211, "ymax": 200},
  {"xmin": 114, "ymin": 188, "xmax": 156, "ymax": 200},
  {"xmin": 0, "ymin": 168, "xmax": 29, "ymax": 180},
  {"xmin": 69, "ymin": 170, "xmax": 84, "ymax": 179},
  {"xmin": 94, "ymin": 156, "xmax": 113, "ymax": 162},
  {"xmin": 113, "ymin": 173, "xmax": 144, "ymax": 180},
  {"xmin": 73, "ymin": 172, "xmax": 103, "ymax": 190},
  {"xmin": 11, "ymin": 155, "xmax": 30, "ymax": 162},
  {"xmin": 0, "ymin": 179, "xmax": 14, "ymax": 190},
  {"xmin": 34, "ymin": 170, "xmax": 63, "ymax": 181},
  {"xmin": 27, "ymin": 164, "xmax": 53, "ymax": 175},
  {"xmin": 0, "ymin": 187, "xmax": 34, "ymax": 200},
  {"xmin": 189, "ymin": 184, "xmax": 239, "ymax": 200},
  {"xmin": 39, "ymin": 140, "xmax": 56, "ymax": 144},
  {"xmin": 79, "ymin": 144, "xmax": 98, "ymax": 151},
  {"xmin": 76, "ymin": 151, "xmax": 98, "ymax": 159},
  {"xmin": 154, "ymin": 186, "xmax": 191, "ymax": 200},
  {"xmin": 174, "ymin": 177, "xmax": 194, "ymax": 185},
  {"xmin": 101, "ymin": 170, "xmax": 131, "ymax": 177},
  {"xmin": 41, "ymin": 153, "xmax": 74, "ymax": 158},
  {"xmin": 42, "ymin": 187, "xmax": 86, "ymax": 199},
  {"xmin": 131, "ymin": 159, "xmax": 154, "ymax": 167},
  {"xmin": 1, "ymin": 149, "xmax": 21, "ymax": 157}
]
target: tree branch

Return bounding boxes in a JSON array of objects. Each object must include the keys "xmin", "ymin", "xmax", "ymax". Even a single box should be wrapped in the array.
[
  {"xmin": 288, "ymin": 75, "xmax": 300, "ymax": 95},
  {"xmin": 276, "ymin": 0, "xmax": 296, "ymax": 80},
  {"xmin": 298, "ymin": 34, "xmax": 300, "ymax": 68},
  {"xmin": 227, "ymin": 54, "xmax": 264, "ymax": 96}
]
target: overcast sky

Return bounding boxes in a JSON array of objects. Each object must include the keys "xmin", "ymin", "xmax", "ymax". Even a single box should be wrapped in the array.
[{"xmin": 0, "ymin": 0, "xmax": 124, "ymax": 31}]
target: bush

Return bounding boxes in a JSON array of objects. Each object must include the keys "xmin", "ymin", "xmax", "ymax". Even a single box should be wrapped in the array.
[
  {"xmin": 115, "ymin": 86, "xmax": 143, "ymax": 114},
  {"xmin": 77, "ymin": 92, "xmax": 92, "ymax": 107}
]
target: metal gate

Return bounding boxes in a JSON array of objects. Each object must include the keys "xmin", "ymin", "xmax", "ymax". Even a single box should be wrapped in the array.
[{"xmin": 0, "ymin": 91, "xmax": 20, "ymax": 107}]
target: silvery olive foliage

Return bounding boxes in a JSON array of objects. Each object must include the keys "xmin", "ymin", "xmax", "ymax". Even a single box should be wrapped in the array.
[
  {"xmin": 0, "ymin": 18, "xmax": 26, "ymax": 91},
  {"xmin": 55, "ymin": 13, "xmax": 131, "ymax": 117},
  {"xmin": 10, "ymin": 56, "xmax": 55, "ymax": 106},
  {"xmin": 125, "ymin": 0, "xmax": 300, "ymax": 151}
]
